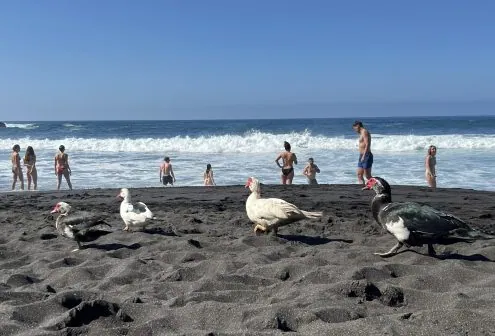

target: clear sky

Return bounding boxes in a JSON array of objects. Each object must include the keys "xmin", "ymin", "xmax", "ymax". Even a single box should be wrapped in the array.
[{"xmin": 1, "ymin": 0, "xmax": 494, "ymax": 120}]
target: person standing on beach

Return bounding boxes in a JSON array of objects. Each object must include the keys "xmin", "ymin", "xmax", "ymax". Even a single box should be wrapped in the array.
[
  {"xmin": 275, "ymin": 141, "xmax": 298, "ymax": 185},
  {"xmin": 204, "ymin": 163, "xmax": 216, "ymax": 186},
  {"xmin": 55, "ymin": 145, "xmax": 72, "ymax": 190},
  {"xmin": 425, "ymin": 145, "xmax": 437, "ymax": 191},
  {"xmin": 160, "ymin": 157, "xmax": 175, "ymax": 186},
  {"xmin": 23, "ymin": 146, "xmax": 37, "ymax": 190},
  {"xmin": 303, "ymin": 157, "xmax": 320, "ymax": 185},
  {"xmin": 352, "ymin": 120, "xmax": 373, "ymax": 185},
  {"xmin": 11, "ymin": 144, "xmax": 24, "ymax": 190}
]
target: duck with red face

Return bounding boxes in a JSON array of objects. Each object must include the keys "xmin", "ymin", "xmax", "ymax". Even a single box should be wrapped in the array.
[{"xmin": 362, "ymin": 177, "xmax": 494, "ymax": 257}]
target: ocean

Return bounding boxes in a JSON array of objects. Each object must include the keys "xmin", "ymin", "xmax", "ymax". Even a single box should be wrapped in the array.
[{"xmin": 1, "ymin": 116, "xmax": 495, "ymax": 191}]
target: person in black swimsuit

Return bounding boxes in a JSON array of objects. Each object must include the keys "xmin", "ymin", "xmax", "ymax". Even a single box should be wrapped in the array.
[{"xmin": 275, "ymin": 141, "xmax": 298, "ymax": 185}]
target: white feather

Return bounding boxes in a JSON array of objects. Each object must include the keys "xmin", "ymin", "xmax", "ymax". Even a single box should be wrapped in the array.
[
  {"xmin": 119, "ymin": 188, "xmax": 154, "ymax": 229},
  {"xmin": 245, "ymin": 177, "xmax": 322, "ymax": 231},
  {"xmin": 385, "ymin": 217, "xmax": 410, "ymax": 241}
]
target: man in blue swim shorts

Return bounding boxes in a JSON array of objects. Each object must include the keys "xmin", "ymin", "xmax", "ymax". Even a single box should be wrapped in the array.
[{"xmin": 353, "ymin": 120, "xmax": 373, "ymax": 185}]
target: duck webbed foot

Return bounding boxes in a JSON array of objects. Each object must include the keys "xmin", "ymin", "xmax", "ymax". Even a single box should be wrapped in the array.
[
  {"xmin": 374, "ymin": 242, "xmax": 403, "ymax": 258},
  {"xmin": 254, "ymin": 224, "xmax": 266, "ymax": 234}
]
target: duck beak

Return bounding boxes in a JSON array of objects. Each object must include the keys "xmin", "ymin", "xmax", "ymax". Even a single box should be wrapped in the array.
[
  {"xmin": 50, "ymin": 206, "xmax": 58, "ymax": 214},
  {"xmin": 361, "ymin": 185, "xmax": 370, "ymax": 191}
]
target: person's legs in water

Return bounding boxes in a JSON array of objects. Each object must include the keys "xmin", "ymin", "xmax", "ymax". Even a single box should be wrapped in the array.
[{"xmin": 63, "ymin": 169, "xmax": 73, "ymax": 190}]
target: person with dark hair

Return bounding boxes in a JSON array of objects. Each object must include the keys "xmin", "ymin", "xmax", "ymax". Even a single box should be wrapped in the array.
[
  {"xmin": 303, "ymin": 157, "xmax": 320, "ymax": 185},
  {"xmin": 203, "ymin": 163, "xmax": 216, "ymax": 186},
  {"xmin": 11, "ymin": 144, "xmax": 24, "ymax": 190},
  {"xmin": 275, "ymin": 141, "xmax": 298, "ymax": 184},
  {"xmin": 425, "ymin": 145, "xmax": 437, "ymax": 191},
  {"xmin": 23, "ymin": 146, "xmax": 37, "ymax": 190},
  {"xmin": 55, "ymin": 145, "xmax": 72, "ymax": 190},
  {"xmin": 352, "ymin": 120, "xmax": 373, "ymax": 184},
  {"xmin": 160, "ymin": 156, "xmax": 175, "ymax": 186}
]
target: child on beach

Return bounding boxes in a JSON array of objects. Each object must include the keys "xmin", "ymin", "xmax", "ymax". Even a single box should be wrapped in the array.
[
  {"xmin": 23, "ymin": 146, "xmax": 37, "ymax": 190},
  {"xmin": 160, "ymin": 157, "xmax": 176, "ymax": 186},
  {"xmin": 425, "ymin": 145, "xmax": 437, "ymax": 191},
  {"xmin": 204, "ymin": 163, "xmax": 216, "ymax": 186},
  {"xmin": 55, "ymin": 145, "xmax": 73, "ymax": 190},
  {"xmin": 303, "ymin": 157, "xmax": 320, "ymax": 185},
  {"xmin": 11, "ymin": 144, "xmax": 24, "ymax": 190}
]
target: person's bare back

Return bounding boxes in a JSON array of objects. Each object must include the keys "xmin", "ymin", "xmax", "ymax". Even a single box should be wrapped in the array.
[
  {"xmin": 279, "ymin": 151, "xmax": 297, "ymax": 168},
  {"xmin": 161, "ymin": 162, "xmax": 172, "ymax": 175},
  {"xmin": 159, "ymin": 157, "xmax": 175, "ymax": 186},
  {"xmin": 275, "ymin": 141, "xmax": 298, "ymax": 185}
]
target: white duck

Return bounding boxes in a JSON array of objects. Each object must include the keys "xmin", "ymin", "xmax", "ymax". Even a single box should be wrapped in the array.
[
  {"xmin": 117, "ymin": 188, "xmax": 154, "ymax": 231},
  {"xmin": 245, "ymin": 177, "xmax": 323, "ymax": 234},
  {"xmin": 51, "ymin": 202, "xmax": 111, "ymax": 251}
]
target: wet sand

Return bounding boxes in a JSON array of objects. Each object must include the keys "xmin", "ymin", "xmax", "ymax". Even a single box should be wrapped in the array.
[{"xmin": 1, "ymin": 183, "xmax": 495, "ymax": 335}]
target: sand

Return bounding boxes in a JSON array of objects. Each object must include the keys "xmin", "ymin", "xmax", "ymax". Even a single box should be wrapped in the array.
[{"xmin": 1, "ymin": 183, "xmax": 495, "ymax": 336}]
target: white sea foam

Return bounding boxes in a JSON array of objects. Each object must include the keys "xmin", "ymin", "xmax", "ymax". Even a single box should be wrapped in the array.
[
  {"xmin": 4, "ymin": 123, "xmax": 38, "ymax": 129},
  {"xmin": 1, "ymin": 131, "xmax": 495, "ymax": 153}
]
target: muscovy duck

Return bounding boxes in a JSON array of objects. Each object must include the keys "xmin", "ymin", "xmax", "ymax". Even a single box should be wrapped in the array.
[
  {"xmin": 117, "ymin": 188, "xmax": 154, "ymax": 231},
  {"xmin": 245, "ymin": 177, "xmax": 323, "ymax": 234},
  {"xmin": 51, "ymin": 202, "xmax": 111, "ymax": 251},
  {"xmin": 363, "ymin": 176, "xmax": 494, "ymax": 257}
]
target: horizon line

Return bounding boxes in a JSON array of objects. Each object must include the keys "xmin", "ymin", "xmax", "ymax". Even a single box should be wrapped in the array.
[{"xmin": 3, "ymin": 114, "xmax": 495, "ymax": 123}]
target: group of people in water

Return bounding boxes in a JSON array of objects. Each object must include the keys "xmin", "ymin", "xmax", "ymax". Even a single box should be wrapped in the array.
[
  {"xmin": 9, "ymin": 120, "xmax": 437, "ymax": 191},
  {"xmin": 10, "ymin": 144, "xmax": 72, "ymax": 191},
  {"xmin": 272, "ymin": 120, "xmax": 437, "ymax": 190},
  {"xmin": 159, "ymin": 156, "xmax": 215, "ymax": 187}
]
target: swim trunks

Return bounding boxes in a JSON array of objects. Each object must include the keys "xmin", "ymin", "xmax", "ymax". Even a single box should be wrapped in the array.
[
  {"xmin": 307, "ymin": 178, "xmax": 318, "ymax": 185},
  {"xmin": 282, "ymin": 167, "xmax": 294, "ymax": 176},
  {"xmin": 162, "ymin": 175, "xmax": 173, "ymax": 185},
  {"xmin": 357, "ymin": 152, "xmax": 373, "ymax": 169}
]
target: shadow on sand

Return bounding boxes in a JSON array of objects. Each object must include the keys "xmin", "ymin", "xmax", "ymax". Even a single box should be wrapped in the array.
[
  {"xmin": 142, "ymin": 227, "xmax": 179, "ymax": 236},
  {"xmin": 79, "ymin": 230, "xmax": 112, "ymax": 242},
  {"xmin": 277, "ymin": 234, "xmax": 353, "ymax": 246},
  {"xmin": 396, "ymin": 249, "xmax": 493, "ymax": 262},
  {"xmin": 82, "ymin": 242, "xmax": 142, "ymax": 251}
]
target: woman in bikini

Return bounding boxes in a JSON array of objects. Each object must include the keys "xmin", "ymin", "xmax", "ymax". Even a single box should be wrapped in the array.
[
  {"xmin": 425, "ymin": 145, "xmax": 437, "ymax": 191},
  {"xmin": 275, "ymin": 141, "xmax": 298, "ymax": 185},
  {"xmin": 204, "ymin": 163, "xmax": 216, "ymax": 186},
  {"xmin": 54, "ymin": 145, "xmax": 73, "ymax": 190},
  {"xmin": 11, "ymin": 144, "xmax": 24, "ymax": 190},
  {"xmin": 23, "ymin": 146, "xmax": 38, "ymax": 190}
]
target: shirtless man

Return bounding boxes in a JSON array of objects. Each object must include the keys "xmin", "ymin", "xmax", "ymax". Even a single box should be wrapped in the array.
[
  {"xmin": 352, "ymin": 120, "xmax": 373, "ymax": 185},
  {"xmin": 303, "ymin": 157, "xmax": 320, "ymax": 185},
  {"xmin": 55, "ymin": 145, "xmax": 73, "ymax": 190},
  {"xmin": 11, "ymin": 144, "xmax": 24, "ymax": 190},
  {"xmin": 275, "ymin": 141, "xmax": 298, "ymax": 185},
  {"xmin": 160, "ymin": 157, "xmax": 176, "ymax": 186}
]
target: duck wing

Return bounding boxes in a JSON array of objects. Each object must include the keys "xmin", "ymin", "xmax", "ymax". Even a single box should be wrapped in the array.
[
  {"xmin": 62, "ymin": 211, "xmax": 110, "ymax": 230},
  {"xmin": 380, "ymin": 202, "xmax": 473, "ymax": 241},
  {"xmin": 250, "ymin": 198, "xmax": 306, "ymax": 222}
]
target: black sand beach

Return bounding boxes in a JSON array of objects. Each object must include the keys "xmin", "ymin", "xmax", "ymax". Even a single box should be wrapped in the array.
[{"xmin": 1, "ymin": 183, "xmax": 495, "ymax": 335}]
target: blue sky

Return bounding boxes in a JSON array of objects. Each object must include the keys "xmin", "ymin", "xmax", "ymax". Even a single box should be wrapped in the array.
[{"xmin": 1, "ymin": 0, "xmax": 494, "ymax": 120}]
